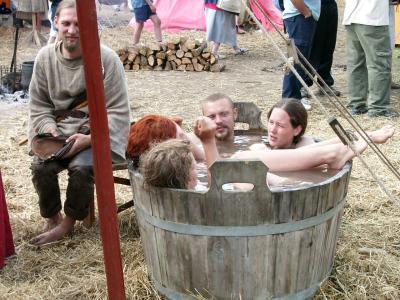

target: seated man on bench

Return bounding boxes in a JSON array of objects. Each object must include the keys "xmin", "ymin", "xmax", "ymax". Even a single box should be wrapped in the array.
[{"xmin": 28, "ymin": 0, "xmax": 130, "ymax": 246}]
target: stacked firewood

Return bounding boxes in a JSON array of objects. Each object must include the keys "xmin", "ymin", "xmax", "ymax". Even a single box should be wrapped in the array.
[{"xmin": 116, "ymin": 38, "xmax": 225, "ymax": 72}]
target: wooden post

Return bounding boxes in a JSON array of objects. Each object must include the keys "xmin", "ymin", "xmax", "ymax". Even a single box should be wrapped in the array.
[
  {"xmin": 31, "ymin": 14, "xmax": 41, "ymax": 46},
  {"xmin": 75, "ymin": 1, "xmax": 126, "ymax": 299},
  {"xmin": 24, "ymin": 13, "xmax": 46, "ymax": 46}
]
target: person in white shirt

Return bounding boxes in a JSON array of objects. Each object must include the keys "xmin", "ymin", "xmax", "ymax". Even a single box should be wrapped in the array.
[{"xmin": 343, "ymin": 0, "xmax": 398, "ymax": 118}]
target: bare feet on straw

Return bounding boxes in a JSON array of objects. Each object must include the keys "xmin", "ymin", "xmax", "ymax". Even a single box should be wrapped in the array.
[
  {"xmin": 30, "ymin": 217, "xmax": 75, "ymax": 246},
  {"xmin": 367, "ymin": 125, "xmax": 395, "ymax": 144},
  {"xmin": 42, "ymin": 212, "xmax": 63, "ymax": 232}
]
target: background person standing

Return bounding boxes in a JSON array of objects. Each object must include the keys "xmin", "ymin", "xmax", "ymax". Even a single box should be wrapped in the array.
[
  {"xmin": 304, "ymin": 0, "xmax": 341, "ymax": 97},
  {"xmin": 281, "ymin": 0, "xmax": 321, "ymax": 110},
  {"xmin": 204, "ymin": 0, "xmax": 248, "ymax": 59},
  {"xmin": 131, "ymin": 0, "xmax": 162, "ymax": 45},
  {"xmin": 343, "ymin": 0, "xmax": 398, "ymax": 118}
]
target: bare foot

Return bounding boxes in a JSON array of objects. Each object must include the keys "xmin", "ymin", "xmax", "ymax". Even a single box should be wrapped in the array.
[
  {"xmin": 43, "ymin": 212, "xmax": 63, "ymax": 231},
  {"xmin": 329, "ymin": 139, "xmax": 367, "ymax": 169},
  {"xmin": 236, "ymin": 25, "xmax": 246, "ymax": 34},
  {"xmin": 30, "ymin": 217, "xmax": 75, "ymax": 246},
  {"xmin": 367, "ymin": 125, "xmax": 395, "ymax": 144}
]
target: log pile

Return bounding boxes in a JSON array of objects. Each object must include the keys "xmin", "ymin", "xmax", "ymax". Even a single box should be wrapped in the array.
[{"xmin": 117, "ymin": 38, "xmax": 225, "ymax": 72}]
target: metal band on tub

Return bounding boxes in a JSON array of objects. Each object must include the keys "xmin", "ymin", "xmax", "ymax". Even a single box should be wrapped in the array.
[
  {"xmin": 135, "ymin": 198, "xmax": 345, "ymax": 237},
  {"xmin": 151, "ymin": 273, "xmax": 326, "ymax": 300}
]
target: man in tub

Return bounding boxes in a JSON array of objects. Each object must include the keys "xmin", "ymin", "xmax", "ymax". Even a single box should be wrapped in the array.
[
  {"xmin": 189, "ymin": 94, "xmax": 394, "ymax": 153},
  {"xmin": 189, "ymin": 93, "xmax": 237, "ymax": 146}
]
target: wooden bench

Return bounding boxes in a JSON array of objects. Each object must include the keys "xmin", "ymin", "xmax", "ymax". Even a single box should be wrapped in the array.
[{"xmin": 83, "ymin": 162, "xmax": 132, "ymax": 228}]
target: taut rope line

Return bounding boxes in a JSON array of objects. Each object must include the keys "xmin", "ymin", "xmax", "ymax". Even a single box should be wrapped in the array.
[
  {"xmin": 242, "ymin": 0, "xmax": 400, "ymax": 205},
  {"xmin": 249, "ymin": 0, "xmax": 399, "ymax": 181}
]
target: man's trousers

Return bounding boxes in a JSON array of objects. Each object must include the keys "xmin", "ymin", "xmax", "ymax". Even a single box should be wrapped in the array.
[
  {"xmin": 346, "ymin": 23, "xmax": 392, "ymax": 113},
  {"xmin": 307, "ymin": 0, "xmax": 338, "ymax": 87},
  {"xmin": 31, "ymin": 148, "xmax": 94, "ymax": 221},
  {"xmin": 282, "ymin": 14, "xmax": 317, "ymax": 99}
]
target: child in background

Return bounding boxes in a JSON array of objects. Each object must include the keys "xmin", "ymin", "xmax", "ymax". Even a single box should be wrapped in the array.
[{"xmin": 131, "ymin": 0, "xmax": 162, "ymax": 44}]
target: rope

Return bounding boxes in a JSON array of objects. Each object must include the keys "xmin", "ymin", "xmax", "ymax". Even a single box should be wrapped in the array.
[
  {"xmin": 249, "ymin": 0, "xmax": 287, "ymax": 41},
  {"xmin": 249, "ymin": 0, "xmax": 399, "ymax": 180},
  {"xmin": 242, "ymin": 0, "xmax": 400, "ymax": 205},
  {"xmin": 295, "ymin": 51, "xmax": 400, "ymax": 181}
]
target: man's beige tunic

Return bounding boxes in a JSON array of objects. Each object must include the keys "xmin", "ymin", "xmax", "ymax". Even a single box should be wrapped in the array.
[{"xmin": 28, "ymin": 41, "xmax": 130, "ymax": 162}]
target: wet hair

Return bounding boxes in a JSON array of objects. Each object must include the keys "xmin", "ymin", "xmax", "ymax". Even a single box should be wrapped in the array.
[
  {"xmin": 267, "ymin": 98, "xmax": 308, "ymax": 144},
  {"xmin": 126, "ymin": 115, "xmax": 177, "ymax": 167},
  {"xmin": 55, "ymin": 0, "xmax": 76, "ymax": 17},
  {"xmin": 140, "ymin": 139, "xmax": 193, "ymax": 189},
  {"xmin": 201, "ymin": 93, "xmax": 234, "ymax": 112}
]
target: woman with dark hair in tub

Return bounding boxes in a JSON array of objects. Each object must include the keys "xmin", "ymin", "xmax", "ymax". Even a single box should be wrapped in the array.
[{"xmin": 261, "ymin": 98, "xmax": 395, "ymax": 151}]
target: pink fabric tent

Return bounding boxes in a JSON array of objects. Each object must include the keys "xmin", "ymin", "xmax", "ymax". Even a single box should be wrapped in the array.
[
  {"xmin": 128, "ymin": 0, "xmax": 282, "ymax": 33},
  {"xmin": 249, "ymin": 0, "xmax": 283, "ymax": 31},
  {"xmin": 131, "ymin": 0, "xmax": 206, "ymax": 33}
]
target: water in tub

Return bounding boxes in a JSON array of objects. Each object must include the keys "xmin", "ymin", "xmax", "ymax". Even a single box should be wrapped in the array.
[{"xmin": 194, "ymin": 135, "xmax": 341, "ymax": 192}]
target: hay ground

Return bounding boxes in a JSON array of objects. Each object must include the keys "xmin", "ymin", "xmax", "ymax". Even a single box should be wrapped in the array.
[{"xmin": 1, "ymin": 3, "xmax": 400, "ymax": 299}]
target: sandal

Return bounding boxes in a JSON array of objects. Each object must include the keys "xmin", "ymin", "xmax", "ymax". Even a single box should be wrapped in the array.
[
  {"xmin": 234, "ymin": 48, "xmax": 249, "ymax": 55},
  {"xmin": 212, "ymin": 53, "xmax": 226, "ymax": 60}
]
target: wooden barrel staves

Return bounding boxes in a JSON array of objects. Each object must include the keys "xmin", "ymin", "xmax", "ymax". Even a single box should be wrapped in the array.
[{"xmin": 129, "ymin": 159, "xmax": 352, "ymax": 300}]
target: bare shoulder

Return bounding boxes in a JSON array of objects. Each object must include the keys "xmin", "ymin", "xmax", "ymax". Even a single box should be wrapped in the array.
[
  {"xmin": 295, "ymin": 136, "xmax": 316, "ymax": 148},
  {"xmin": 187, "ymin": 132, "xmax": 201, "ymax": 145}
]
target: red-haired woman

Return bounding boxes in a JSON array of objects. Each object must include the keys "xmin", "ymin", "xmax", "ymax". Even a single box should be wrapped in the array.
[{"xmin": 126, "ymin": 115, "xmax": 204, "ymax": 168}]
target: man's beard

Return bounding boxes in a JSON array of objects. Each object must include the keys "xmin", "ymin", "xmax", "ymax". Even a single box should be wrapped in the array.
[
  {"xmin": 215, "ymin": 127, "xmax": 231, "ymax": 141},
  {"xmin": 63, "ymin": 37, "xmax": 80, "ymax": 53}
]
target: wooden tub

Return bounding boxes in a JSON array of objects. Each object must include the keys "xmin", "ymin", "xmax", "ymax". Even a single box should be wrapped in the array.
[{"xmin": 129, "ymin": 159, "xmax": 352, "ymax": 300}]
